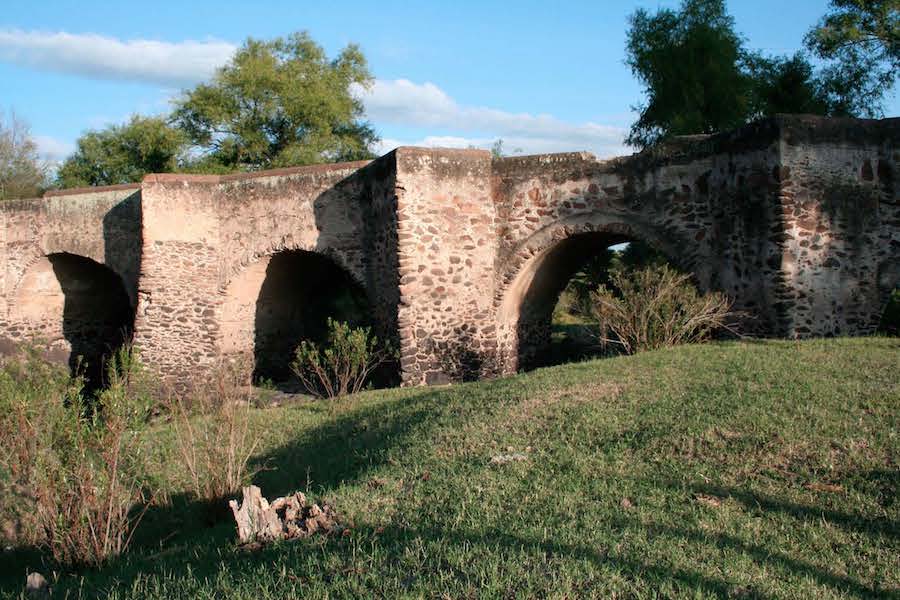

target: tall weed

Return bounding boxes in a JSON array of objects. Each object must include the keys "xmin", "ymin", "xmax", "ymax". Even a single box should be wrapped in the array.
[
  {"xmin": 164, "ymin": 360, "xmax": 259, "ymax": 504},
  {"xmin": 0, "ymin": 346, "xmax": 152, "ymax": 565}
]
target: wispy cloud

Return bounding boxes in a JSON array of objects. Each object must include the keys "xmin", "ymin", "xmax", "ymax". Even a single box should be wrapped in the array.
[
  {"xmin": 358, "ymin": 79, "xmax": 628, "ymax": 157},
  {"xmin": 0, "ymin": 31, "xmax": 628, "ymax": 157},
  {"xmin": 32, "ymin": 134, "xmax": 75, "ymax": 163},
  {"xmin": 0, "ymin": 30, "xmax": 235, "ymax": 87}
]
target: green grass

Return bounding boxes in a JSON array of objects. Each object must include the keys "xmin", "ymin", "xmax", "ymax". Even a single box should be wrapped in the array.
[{"xmin": 3, "ymin": 338, "xmax": 899, "ymax": 599}]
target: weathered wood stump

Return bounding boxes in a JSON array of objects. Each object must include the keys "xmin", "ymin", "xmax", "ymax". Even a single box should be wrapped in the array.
[{"xmin": 228, "ymin": 485, "xmax": 339, "ymax": 546}]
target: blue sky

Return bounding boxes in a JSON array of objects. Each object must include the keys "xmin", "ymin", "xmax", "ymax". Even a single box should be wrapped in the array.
[{"xmin": 1, "ymin": 0, "xmax": 897, "ymax": 163}]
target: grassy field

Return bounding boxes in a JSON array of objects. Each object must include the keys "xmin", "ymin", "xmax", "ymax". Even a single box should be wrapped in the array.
[{"xmin": 3, "ymin": 337, "xmax": 899, "ymax": 599}]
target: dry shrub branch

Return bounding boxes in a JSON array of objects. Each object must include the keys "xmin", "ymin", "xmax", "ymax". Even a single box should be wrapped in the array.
[
  {"xmin": 587, "ymin": 264, "xmax": 738, "ymax": 354},
  {"xmin": 0, "ymin": 346, "xmax": 153, "ymax": 566},
  {"xmin": 165, "ymin": 359, "xmax": 259, "ymax": 502}
]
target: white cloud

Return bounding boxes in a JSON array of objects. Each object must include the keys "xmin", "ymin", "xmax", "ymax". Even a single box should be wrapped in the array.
[
  {"xmin": 358, "ymin": 79, "xmax": 629, "ymax": 157},
  {"xmin": 0, "ymin": 31, "xmax": 628, "ymax": 157},
  {"xmin": 32, "ymin": 134, "xmax": 74, "ymax": 162},
  {"xmin": 0, "ymin": 30, "xmax": 235, "ymax": 87}
]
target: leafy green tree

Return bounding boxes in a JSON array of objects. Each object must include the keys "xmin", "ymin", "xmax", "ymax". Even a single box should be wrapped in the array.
[
  {"xmin": 624, "ymin": 0, "xmax": 889, "ymax": 149},
  {"xmin": 805, "ymin": 0, "xmax": 899, "ymax": 117},
  {"xmin": 625, "ymin": 0, "xmax": 751, "ymax": 148},
  {"xmin": 745, "ymin": 53, "xmax": 831, "ymax": 118},
  {"xmin": 172, "ymin": 32, "xmax": 378, "ymax": 172},
  {"xmin": 0, "ymin": 110, "xmax": 47, "ymax": 200},
  {"xmin": 56, "ymin": 116, "xmax": 185, "ymax": 188}
]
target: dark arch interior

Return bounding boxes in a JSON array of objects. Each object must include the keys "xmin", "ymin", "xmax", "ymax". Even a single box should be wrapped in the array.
[
  {"xmin": 253, "ymin": 250, "xmax": 372, "ymax": 388},
  {"xmin": 48, "ymin": 253, "xmax": 135, "ymax": 390},
  {"xmin": 878, "ymin": 287, "xmax": 899, "ymax": 335},
  {"xmin": 514, "ymin": 231, "xmax": 671, "ymax": 370}
]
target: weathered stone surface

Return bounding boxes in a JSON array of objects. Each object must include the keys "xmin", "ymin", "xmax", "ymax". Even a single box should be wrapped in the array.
[{"xmin": 0, "ymin": 115, "xmax": 897, "ymax": 389}]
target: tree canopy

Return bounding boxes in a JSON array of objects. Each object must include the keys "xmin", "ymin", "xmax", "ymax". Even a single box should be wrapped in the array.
[
  {"xmin": 744, "ymin": 52, "xmax": 831, "ymax": 118},
  {"xmin": 625, "ymin": 0, "xmax": 751, "ymax": 148},
  {"xmin": 805, "ymin": 0, "xmax": 899, "ymax": 117},
  {"xmin": 53, "ymin": 32, "xmax": 380, "ymax": 189},
  {"xmin": 172, "ymin": 32, "xmax": 377, "ymax": 172},
  {"xmin": 56, "ymin": 116, "xmax": 185, "ymax": 188},
  {"xmin": 0, "ymin": 111, "xmax": 47, "ymax": 200},
  {"xmin": 625, "ymin": 0, "xmax": 894, "ymax": 149}
]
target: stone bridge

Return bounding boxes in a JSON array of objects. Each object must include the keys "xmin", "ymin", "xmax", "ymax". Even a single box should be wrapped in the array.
[{"xmin": 0, "ymin": 114, "xmax": 897, "ymax": 388}]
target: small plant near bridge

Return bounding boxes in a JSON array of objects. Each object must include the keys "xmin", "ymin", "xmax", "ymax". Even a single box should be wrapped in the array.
[
  {"xmin": 164, "ymin": 359, "xmax": 260, "ymax": 505},
  {"xmin": 587, "ymin": 264, "xmax": 737, "ymax": 354},
  {"xmin": 291, "ymin": 318, "xmax": 394, "ymax": 399},
  {"xmin": 0, "ymin": 346, "xmax": 153, "ymax": 566}
]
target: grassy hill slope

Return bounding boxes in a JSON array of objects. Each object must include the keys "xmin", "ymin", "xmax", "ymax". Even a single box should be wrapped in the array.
[{"xmin": 3, "ymin": 338, "xmax": 899, "ymax": 598}]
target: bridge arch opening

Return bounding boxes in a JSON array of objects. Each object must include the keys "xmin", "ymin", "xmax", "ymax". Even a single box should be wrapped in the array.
[
  {"xmin": 499, "ymin": 228, "xmax": 679, "ymax": 371},
  {"xmin": 12, "ymin": 253, "xmax": 135, "ymax": 389},
  {"xmin": 247, "ymin": 250, "xmax": 373, "ymax": 389},
  {"xmin": 878, "ymin": 289, "xmax": 900, "ymax": 336},
  {"xmin": 876, "ymin": 261, "xmax": 899, "ymax": 336}
]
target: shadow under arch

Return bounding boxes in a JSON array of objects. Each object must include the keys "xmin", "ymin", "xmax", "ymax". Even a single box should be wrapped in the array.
[
  {"xmin": 251, "ymin": 249, "xmax": 373, "ymax": 388},
  {"xmin": 876, "ymin": 259, "xmax": 900, "ymax": 335},
  {"xmin": 51, "ymin": 253, "xmax": 135, "ymax": 388},
  {"xmin": 31, "ymin": 253, "xmax": 135, "ymax": 388},
  {"xmin": 496, "ymin": 217, "xmax": 688, "ymax": 372}
]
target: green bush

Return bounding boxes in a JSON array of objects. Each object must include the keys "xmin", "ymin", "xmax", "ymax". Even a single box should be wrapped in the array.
[
  {"xmin": 556, "ymin": 240, "xmax": 673, "ymax": 324},
  {"xmin": 0, "ymin": 346, "xmax": 152, "ymax": 566},
  {"xmin": 291, "ymin": 318, "xmax": 393, "ymax": 399},
  {"xmin": 587, "ymin": 264, "xmax": 736, "ymax": 354}
]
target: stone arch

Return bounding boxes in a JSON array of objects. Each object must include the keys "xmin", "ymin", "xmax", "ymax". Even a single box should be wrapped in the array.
[
  {"xmin": 495, "ymin": 214, "xmax": 692, "ymax": 373},
  {"xmin": 10, "ymin": 253, "xmax": 135, "ymax": 387},
  {"xmin": 219, "ymin": 246, "xmax": 373, "ymax": 388}
]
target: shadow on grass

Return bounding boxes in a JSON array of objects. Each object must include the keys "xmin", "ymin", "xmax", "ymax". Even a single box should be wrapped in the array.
[
  {"xmin": 10, "ymin": 505, "xmax": 893, "ymax": 598},
  {"xmin": 249, "ymin": 387, "xmax": 461, "ymax": 497},
  {"xmin": 2, "ymin": 382, "xmax": 897, "ymax": 598},
  {"xmin": 674, "ymin": 479, "xmax": 900, "ymax": 541},
  {"xmin": 360, "ymin": 521, "xmax": 895, "ymax": 599},
  {"xmin": 0, "ymin": 385, "xmax": 459, "ymax": 592}
]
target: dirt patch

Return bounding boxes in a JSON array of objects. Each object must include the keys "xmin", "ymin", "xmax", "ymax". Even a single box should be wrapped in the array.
[{"xmin": 511, "ymin": 381, "xmax": 623, "ymax": 424}]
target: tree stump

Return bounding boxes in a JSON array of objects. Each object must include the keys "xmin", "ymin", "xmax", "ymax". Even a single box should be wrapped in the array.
[{"xmin": 228, "ymin": 485, "xmax": 339, "ymax": 546}]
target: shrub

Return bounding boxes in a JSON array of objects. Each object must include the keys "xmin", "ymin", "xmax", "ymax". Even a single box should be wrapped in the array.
[
  {"xmin": 0, "ymin": 348, "xmax": 73, "ymax": 548},
  {"xmin": 291, "ymin": 318, "xmax": 394, "ymax": 399},
  {"xmin": 165, "ymin": 359, "xmax": 259, "ymax": 503},
  {"xmin": 586, "ymin": 264, "xmax": 736, "ymax": 354},
  {"xmin": 0, "ymin": 346, "xmax": 152, "ymax": 566}
]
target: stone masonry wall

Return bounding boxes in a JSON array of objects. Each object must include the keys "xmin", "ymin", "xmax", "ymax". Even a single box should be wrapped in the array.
[
  {"xmin": 393, "ymin": 148, "xmax": 499, "ymax": 385},
  {"xmin": 774, "ymin": 116, "xmax": 898, "ymax": 336},
  {"xmin": 134, "ymin": 159, "xmax": 403, "ymax": 387},
  {"xmin": 0, "ymin": 115, "xmax": 896, "ymax": 389},
  {"xmin": 489, "ymin": 119, "xmax": 793, "ymax": 372},
  {"xmin": 0, "ymin": 186, "xmax": 140, "ymax": 363}
]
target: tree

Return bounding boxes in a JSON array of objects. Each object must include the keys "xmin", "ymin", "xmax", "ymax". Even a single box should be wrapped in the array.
[
  {"xmin": 625, "ymin": 0, "xmax": 751, "ymax": 148},
  {"xmin": 745, "ymin": 52, "xmax": 830, "ymax": 118},
  {"xmin": 56, "ymin": 116, "xmax": 185, "ymax": 188},
  {"xmin": 623, "ymin": 0, "xmax": 888, "ymax": 149},
  {"xmin": 172, "ymin": 32, "xmax": 378, "ymax": 172},
  {"xmin": 0, "ymin": 110, "xmax": 47, "ymax": 200},
  {"xmin": 489, "ymin": 139, "xmax": 523, "ymax": 158},
  {"xmin": 805, "ymin": 0, "xmax": 899, "ymax": 117}
]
